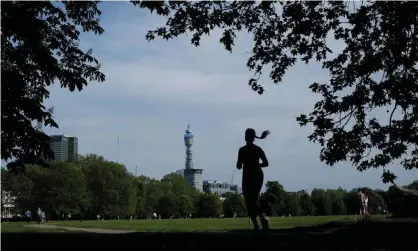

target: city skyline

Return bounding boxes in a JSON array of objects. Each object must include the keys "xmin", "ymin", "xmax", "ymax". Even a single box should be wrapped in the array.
[{"xmin": 40, "ymin": 2, "xmax": 417, "ymax": 192}]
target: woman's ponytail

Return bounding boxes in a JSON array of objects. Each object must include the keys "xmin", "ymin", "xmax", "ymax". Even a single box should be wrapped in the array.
[{"xmin": 255, "ymin": 130, "xmax": 270, "ymax": 139}]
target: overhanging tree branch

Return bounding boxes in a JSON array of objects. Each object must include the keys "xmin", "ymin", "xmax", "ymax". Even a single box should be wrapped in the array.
[{"xmin": 138, "ymin": 1, "xmax": 418, "ymax": 183}]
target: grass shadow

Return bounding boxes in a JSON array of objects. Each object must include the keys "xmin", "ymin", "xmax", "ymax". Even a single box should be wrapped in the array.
[{"xmin": 2, "ymin": 219, "xmax": 416, "ymax": 250}]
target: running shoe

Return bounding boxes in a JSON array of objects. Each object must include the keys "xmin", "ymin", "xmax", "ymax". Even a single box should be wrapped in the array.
[{"xmin": 261, "ymin": 216, "xmax": 269, "ymax": 231}]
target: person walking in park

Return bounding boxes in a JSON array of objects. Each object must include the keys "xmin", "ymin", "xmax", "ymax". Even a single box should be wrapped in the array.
[
  {"xmin": 236, "ymin": 128, "xmax": 270, "ymax": 231},
  {"xmin": 41, "ymin": 211, "xmax": 46, "ymax": 223},
  {"xmin": 36, "ymin": 208, "xmax": 42, "ymax": 225},
  {"xmin": 25, "ymin": 210, "xmax": 32, "ymax": 224},
  {"xmin": 359, "ymin": 189, "xmax": 369, "ymax": 219}
]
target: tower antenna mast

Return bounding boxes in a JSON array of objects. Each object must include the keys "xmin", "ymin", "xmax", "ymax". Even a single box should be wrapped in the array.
[{"xmin": 117, "ymin": 137, "xmax": 120, "ymax": 163}]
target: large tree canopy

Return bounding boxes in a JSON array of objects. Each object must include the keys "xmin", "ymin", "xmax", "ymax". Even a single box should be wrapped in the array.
[
  {"xmin": 137, "ymin": 1, "xmax": 418, "ymax": 183},
  {"xmin": 1, "ymin": 1, "xmax": 105, "ymax": 171}
]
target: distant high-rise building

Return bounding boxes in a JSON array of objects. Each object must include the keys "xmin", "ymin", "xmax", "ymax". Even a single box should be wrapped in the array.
[
  {"xmin": 49, "ymin": 135, "xmax": 78, "ymax": 162},
  {"xmin": 183, "ymin": 125, "xmax": 203, "ymax": 191},
  {"xmin": 68, "ymin": 137, "xmax": 78, "ymax": 162}
]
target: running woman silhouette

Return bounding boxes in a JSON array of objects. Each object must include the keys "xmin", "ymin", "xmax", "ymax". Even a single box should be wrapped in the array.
[{"xmin": 236, "ymin": 128, "xmax": 270, "ymax": 231}]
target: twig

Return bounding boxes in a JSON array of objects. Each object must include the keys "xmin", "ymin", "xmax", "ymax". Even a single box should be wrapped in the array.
[{"xmin": 389, "ymin": 102, "xmax": 397, "ymax": 128}]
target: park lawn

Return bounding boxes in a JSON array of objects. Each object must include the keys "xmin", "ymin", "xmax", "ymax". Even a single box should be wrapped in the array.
[
  {"xmin": 53, "ymin": 215, "xmax": 358, "ymax": 232},
  {"xmin": 1, "ymin": 222, "xmax": 70, "ymax": 233}
]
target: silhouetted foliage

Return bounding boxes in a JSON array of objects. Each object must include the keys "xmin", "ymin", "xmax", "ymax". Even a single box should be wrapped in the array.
[
  {"xmin": 407, "ymin": 180, "xmax": 418, "ymax": 190},
  {"xmin": 284, "ymin": 192, "xmax": 302, "ymax": 216},
  {"xmin": 264, "ymin": 181, "xmax": 286, "ymax": 215},
  {"xmin": 137, "ymin": 1, "xmax": 418, "ymax": 183},
  {"xmin": 387, "ymin": 181, "xmax": 418, "ymax": 217},
  {"xmin": 344, "ymin": 190, "xmax": 362, "ymax": 215},
  {"xmin": 298, "ymin": 190, "xmax": 316, "ymax": 216},
  {"xmin": 222, "ymin": 193, "xmax": 246, "ymax": 217},
  {"xmin": 1, "ymin": 1, "xmax": 105, "ymax": 172}
]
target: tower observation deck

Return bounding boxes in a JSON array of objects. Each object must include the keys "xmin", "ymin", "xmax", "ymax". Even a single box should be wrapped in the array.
[{"xmin": 182, "ymin": 125, "xmax": 203, "ymax": 191}]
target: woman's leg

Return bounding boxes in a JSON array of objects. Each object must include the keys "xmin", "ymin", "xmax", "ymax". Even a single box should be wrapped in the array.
[
  {"xmin": 243, "ymin": 172, "xmax": 264, "ymax": 231},
  {"xmin": 254, "ymin": 172, "xmax": 264, "ymax": 219},
  {"xmin": 243, "ymin": 187, "xmax": 258, "ymax": 230},
  {"xmin": 253, "ymin": 173, "xmax": 269, "ymax": 230},
  {"xmin": 243, "ymin": 176, "xmax": 260, "ymax": 230}
]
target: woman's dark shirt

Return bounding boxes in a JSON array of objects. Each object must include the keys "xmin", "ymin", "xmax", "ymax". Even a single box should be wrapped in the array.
[{"xmin": 237, "ymin": 144, "xmax": 266, "ymax": 176}]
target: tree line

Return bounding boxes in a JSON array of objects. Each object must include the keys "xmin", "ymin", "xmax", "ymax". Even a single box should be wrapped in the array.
[{"xmin": 1, "ymin": 154, "xmax": 417, "ymax": 220}]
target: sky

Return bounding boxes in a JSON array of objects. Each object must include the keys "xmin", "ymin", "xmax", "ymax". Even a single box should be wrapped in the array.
[{"xmin": 41, "ymin": 2, "xmax": 416, "ymax": 192}]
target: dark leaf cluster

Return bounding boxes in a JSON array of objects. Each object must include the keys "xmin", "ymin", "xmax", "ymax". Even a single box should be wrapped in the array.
[
  {"xmin": 1, "ymin": 1, "xmax": 105, "ymax": 172},
  {"xmin": 139, "ymin": 1, "xmax": 418, "ymax": 182}
]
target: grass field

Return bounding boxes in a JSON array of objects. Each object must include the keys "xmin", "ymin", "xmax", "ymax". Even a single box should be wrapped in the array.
[
  {"xmin": 53, "ymin": 215, "xmax": 358, "ymax": 231},
  {"xmin": 2, "ymin": 216, "xmax": 416, "ymax": 251},
  {"xmin": 1, "ymin": 215, "xmax": 357, "ymax": 233}
]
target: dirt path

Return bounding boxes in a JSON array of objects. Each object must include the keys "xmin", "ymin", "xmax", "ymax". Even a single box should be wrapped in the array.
[{"xmin": 24, "ymin": 224, "xmax": 137, "ymax": 234}]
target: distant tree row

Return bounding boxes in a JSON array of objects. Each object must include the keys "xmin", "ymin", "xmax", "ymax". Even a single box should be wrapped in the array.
[
  {"xmin": 1, "ymin": 154, "xmax": 417, "ymax": 220},
  {"xmin": 1, "ymin": 155, "xmax": 223, "ymax": 220}
]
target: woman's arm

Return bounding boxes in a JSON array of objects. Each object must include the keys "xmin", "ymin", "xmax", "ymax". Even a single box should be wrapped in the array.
[
  {"xmin": 236, "ymin": 148, "xmax": 243, "ymax": 170},
  {"xmin": 259, "ymin": 148, "xmax": 269, "ymax": 168}
]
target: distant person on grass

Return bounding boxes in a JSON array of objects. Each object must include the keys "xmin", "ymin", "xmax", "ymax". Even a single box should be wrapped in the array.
[
  {"xmin": 236, "ymin": 128, "xmax": 270, "ymax": 232},
  {"xmin": 41, "ymin": 211, "xmax": 46, "ymax": 223},
  {"xmin": 25, "ymin": 210, "xmax": 31, "ymax": 224},
  {"xmin": 359, "ymin": 189, "xmax": 369, "ymax": 219},
  {"xmin": 36, "ymin": 208, "xmax": 42, "ymax": 225}
]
